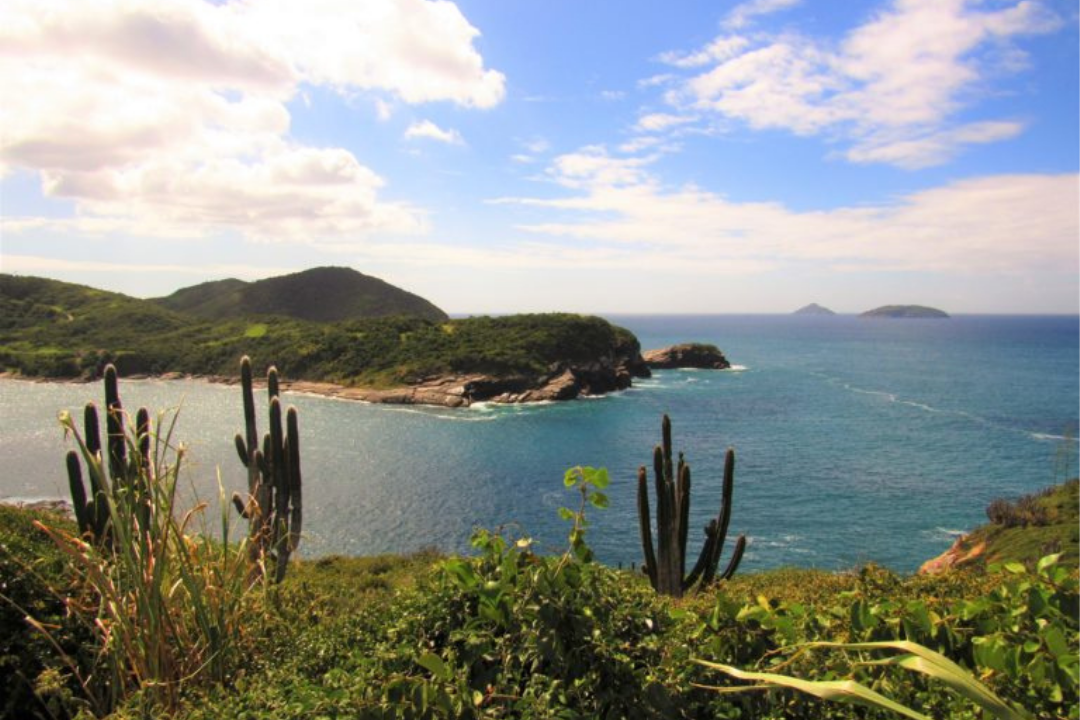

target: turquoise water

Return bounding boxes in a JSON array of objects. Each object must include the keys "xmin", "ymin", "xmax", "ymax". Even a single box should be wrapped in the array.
[{"xmin": 1, "ymin": 315, "xmax": 1076, "ymax": 573}]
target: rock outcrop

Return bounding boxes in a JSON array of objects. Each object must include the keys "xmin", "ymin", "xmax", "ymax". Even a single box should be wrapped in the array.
[
  {"xmin": 918, "ymin": 534, "xmax": 986, "ymax": 575},
  {"xmin": 643, "ymin": 343, "xmax": 731, "ymax": 370},
  {"xmin": 274, "ymin": 337, "xmax": 651, "ymax": 408}
]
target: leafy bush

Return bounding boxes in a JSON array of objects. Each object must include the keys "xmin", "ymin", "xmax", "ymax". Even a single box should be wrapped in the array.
[{"xmin": 0, "ymin": 505, "xmax": 91, "ymax": 720}]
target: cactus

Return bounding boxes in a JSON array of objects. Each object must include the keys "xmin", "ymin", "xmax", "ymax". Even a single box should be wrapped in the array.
[
  {"xmin": 637, "ymin": 414, "xmax": 746, "ymax": 597},
  {"xmin": 231, "ymin": 356, "xmax": 303, "ymax": 583},
  {"xmin": 64, "ymin": 365, "xmax": 153, "ymax": 544}
]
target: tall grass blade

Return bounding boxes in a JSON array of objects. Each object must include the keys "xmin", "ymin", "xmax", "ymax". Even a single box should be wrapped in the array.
[{"xmin": 694, "ymin": 659, "xmax": 933, "ymax": 720}]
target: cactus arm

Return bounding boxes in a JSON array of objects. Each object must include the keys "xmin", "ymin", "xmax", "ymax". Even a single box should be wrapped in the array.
[
  {"xmin": 718, "ymin": 535, "xmax": 747, "ymax": 581},
  {"xmin": 684, "ymin": 520, "xmax": 717, "ymax": 592},
  {"xmin": 652, "ymin": 445, "xmax": 673, "ymax": 595},
  {"xmin": 81, "ymin": 403, "xmax": 111, "ymax": 541},
  {"xmin": 677, "ymin": 462, "xmax": 691, "ymax": 583},
  {"xmin": 234, "ymin": 434, "xmax": 249, "ymax": 467},
  {"xmin": 66, "ymin": 450, "xmax": 90, "ymax": 534},
  {"xmin": 267, "ymin": 366, "xmax": 280, "ymax": 401},
  {"xmin": 230, "ymin": 492, "xmax": 251, "ymax": 519},
  {"xmin": 104, "ymin": 365, "xmax": 126, "ymax": 486},
  {"xmin": 701, "ymin": 449, "xmax": 737, "ymax": 588},
  {"xmin": 84, "ymin": 403, "xmax": 101, "ymax": 458},
  {"xmin": 133, "ymin": 407, "xmax": 152, "ymax": 532},
  {"xmin": 286, "ymin": 407, "xmax": 302, "ymax": 551},
  {"xmin": 136, "ymin": 408, "xmax": 151, "ymax": 470},
  {"xmin": 268, "ymin": 397, "xmax": 287, "ymax": 566},
  {"xmin": 636, "ymin": 466, "xmax": 658, "ymax": 589}
]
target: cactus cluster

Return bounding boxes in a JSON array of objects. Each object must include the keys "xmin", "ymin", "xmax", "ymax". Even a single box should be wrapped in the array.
[
  {"xmin": 65, "ymin": 365, "xmax": 153, "ymax": 544},
  {"xmin": 637, "ymin": 414, "xmax": 746, "ymax": 597},
  {"xmin": 230, "ymin": 356, "xmax": 303, "ymax": 583}
]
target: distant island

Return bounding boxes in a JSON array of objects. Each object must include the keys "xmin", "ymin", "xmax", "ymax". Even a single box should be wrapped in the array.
[
  {"xmin": 793, "ymin": 303, "xmax": 836, "ymax": 316},
  {"xmin": 0, "ymin": 270, "xmax": 656, "ymax": 407},
  {"xmin": 860, "ymin": 305, "xmax": 950, "ymax": 319}
]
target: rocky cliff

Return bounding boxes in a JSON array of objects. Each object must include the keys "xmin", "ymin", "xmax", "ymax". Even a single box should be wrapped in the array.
[{"xmin": 643, "ymin": 343, "xmax": 731, "ymax": 370}]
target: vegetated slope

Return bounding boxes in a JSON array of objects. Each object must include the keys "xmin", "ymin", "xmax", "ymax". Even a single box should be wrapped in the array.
[
  {"xmin": 0, "ymin": 274, "xmax": 195, "ymax": 377},
  {"xmin": 0, "ymin": 275, "xmax": 642, "ymax": 393},
  {"xmin": 153, "ymin": 267, "xmax": 448, "ymax": 322},
  {"xmin": 861, "ymin": 304, "xmax": 949, "ymax": 318},
  {"xmin": 969, "ymin": 479, "xmax": 1078, "ymax": 566}
]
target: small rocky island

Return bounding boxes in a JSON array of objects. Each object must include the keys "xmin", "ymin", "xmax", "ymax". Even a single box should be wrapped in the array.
[
  {"xmin": 642, "ymin": 343, "xmax": 731, "ymax": 370},
  {"xmin": 861, "ymin": 305, "xmax": 949, "ymax": 319},
  {"xmin": 793, "ymin": 303, "xmax": 836, "ymax": 316}
]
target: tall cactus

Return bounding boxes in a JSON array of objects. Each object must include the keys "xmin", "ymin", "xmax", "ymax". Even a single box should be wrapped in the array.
[
  {"xmin": 64, "ymin": 365, "xmax": 153, "ymax": 544},
  {"xmin": 637, "ymin": 414, "xmax": 746, "ymax": 597},
  {"xmin": 231, "ymin": 356, "xmax": 303, "ymax": 583}
]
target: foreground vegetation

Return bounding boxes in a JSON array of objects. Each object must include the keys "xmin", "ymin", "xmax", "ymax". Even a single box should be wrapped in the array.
[
  {"xmin": 3, "ymin": 483, "xmax": 1076, "ymax": 719},
  {"xmin": 0, "ymin": 274, "xmax": 639, "ymax": 387}
]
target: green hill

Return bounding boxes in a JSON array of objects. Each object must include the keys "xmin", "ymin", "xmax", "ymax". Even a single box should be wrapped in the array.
[
  {"xmin": 0, "ymin": 275, "xmax": 643, "ymax": 399},
  {"xmin": 152, "ymin": 267, "xmax": 448, "ymax": 322}
]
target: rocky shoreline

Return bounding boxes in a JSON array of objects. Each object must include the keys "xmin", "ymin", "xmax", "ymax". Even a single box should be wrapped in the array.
[{"xmin": 0, "ymin": 341, "xmax": 740, "ymax": 409}]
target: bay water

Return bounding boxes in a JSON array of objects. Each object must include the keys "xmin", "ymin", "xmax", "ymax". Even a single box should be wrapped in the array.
[{"xmin": 1, "ymin": 314, "xmax": 1076, "ymax": 573}]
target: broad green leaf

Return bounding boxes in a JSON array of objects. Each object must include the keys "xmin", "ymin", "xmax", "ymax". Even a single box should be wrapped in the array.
[
  {"xmin": 416, "ymin": 652, "xmax": 451, "ymax": 681},
  {"xmin": 589, "ymin": 492, "xmax": 609, "ymax": 509},
  {"xmin": 1036, "ymin": 553, "xmax": 1062, "ymax": 574},
  {"xmin": 564, "ymin": 467, "xmax": 580, "ymax": 488}
]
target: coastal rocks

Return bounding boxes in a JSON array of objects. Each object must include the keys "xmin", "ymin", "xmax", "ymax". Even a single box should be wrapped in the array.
[
  {"xmin": 918, "ymin": 534, "xmax": 986, "ymax": 574},
  {"xmin": 279, "ymin": 343, "xmax": 652, "ymax": 408},
  {"xmin": 643, "ymin": 343, "xmax": 731, "ymax": 370}
]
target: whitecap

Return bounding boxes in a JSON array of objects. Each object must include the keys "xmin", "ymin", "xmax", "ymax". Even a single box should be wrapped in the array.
[{"xmin": 1030, "ymin": 432, "xmax": 1068, "ymax": 442}]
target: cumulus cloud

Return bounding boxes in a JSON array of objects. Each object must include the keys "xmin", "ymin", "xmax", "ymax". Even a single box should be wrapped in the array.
[
  {"xmin": 0, "ymin": 0, "xmax": 503, "ymax": 242},
  {"xmin": 660, "ymin": 0, "xmax": 1062, "ymax": 167},
  {"xmin": 494, "ymin": 148, "xmax": 1079, "ymax": 276},
  {"xmin": 404, "ymin": 120, "xmax": 464, "ymax": 145}
]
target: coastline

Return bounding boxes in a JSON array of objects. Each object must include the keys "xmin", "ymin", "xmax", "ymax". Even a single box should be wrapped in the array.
[{"xmin": 0, "ymin": 369, "xmax": 630, "ymax": 409}]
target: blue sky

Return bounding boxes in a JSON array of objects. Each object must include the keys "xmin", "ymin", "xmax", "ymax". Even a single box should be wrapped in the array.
[{"xmin": 1, "ymin": 0, "xmax": 1077, "ymax": 313}]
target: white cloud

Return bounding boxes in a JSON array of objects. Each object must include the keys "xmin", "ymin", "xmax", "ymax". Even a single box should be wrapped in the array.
[
  {"xmin": 404, "ymin": 120, "xmax": 464, "ymax": 145},
  {"xmin": 634, "ymin": 113, "xmax": 697, "ymax": 133},
  {"xmin": 661, "ymin": 0, "xmax": 1062, "ymax": 167},
  {"xmin": 723, "ymin": 0, "xmax": 802, "ymax": 30},
  {"xmin": 0, "ymin": 254, "xmax": 297, "ymax": 280},
  {"xmin": 494, "ymin": 149, "xmax": 1079, "ymax": 276},
  {"xmin": 0, "ymin": 0, "xmax": 502, "ymax": 243}
]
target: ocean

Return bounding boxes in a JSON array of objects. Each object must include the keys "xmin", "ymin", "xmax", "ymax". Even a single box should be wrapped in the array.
[{"xmin": 1, "ymin": 314, "xmax": 1076, "ymax": 574}]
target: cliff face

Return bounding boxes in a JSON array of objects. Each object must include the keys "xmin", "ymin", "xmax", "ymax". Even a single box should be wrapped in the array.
[
  {"xmin": 274, "ymin": 324, "xmax": 651, "ymax": 407},
  {"xmin": 280, "ymin": 343, "xmax": 650, "ymax": 407}
]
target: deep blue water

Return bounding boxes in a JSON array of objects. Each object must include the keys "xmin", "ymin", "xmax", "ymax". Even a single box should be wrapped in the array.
[{"xmin": 1, "ymin": 314, "xmax": 1076, "ymax": 573}]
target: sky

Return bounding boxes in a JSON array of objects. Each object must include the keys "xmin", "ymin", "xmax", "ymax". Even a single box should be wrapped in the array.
[{"xmin": 1, "ymin": 0, "xmax": 1077, "ymax": 314}]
